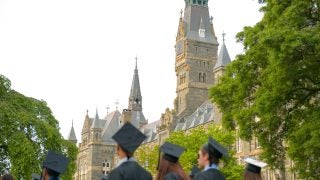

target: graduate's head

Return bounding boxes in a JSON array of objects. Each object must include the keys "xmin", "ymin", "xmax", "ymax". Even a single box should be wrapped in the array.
[
  {"xmin": 1, "ymin": 174, "xmax": 14, "ymax": 180},
  {"xmin": 112, "ymin": 122, "xmax": 146, "ymax": 159},
  {"xmin": 243, "ymin": 157, "xmax": 267, "ymax": 180},
  {"xmin": 156, "ymin": 142, "xmax": 188, "ymax": 180},
  {"xmin": 42, "ymin": 151, "xmax": 69, "ymax": 180},
  {"xmin": 198, "ymin": 137, "xmax": 228, "ymax": 168},
  {"xmin": 159, "ymin": 142, "xmax": 185, "ymax": 163}
]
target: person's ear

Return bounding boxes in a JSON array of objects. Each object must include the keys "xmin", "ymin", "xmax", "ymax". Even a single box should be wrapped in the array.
[{"xmin": 204, "ymin": 152, "xmax": 210, "ymax": 161}]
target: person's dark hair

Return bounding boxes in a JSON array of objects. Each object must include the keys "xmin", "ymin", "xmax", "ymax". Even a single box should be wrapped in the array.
[
  {"xmin": 201, "ymin": 144, "xmax": 219, "ymax": 165},
  {"xmin": 243, "ymin": 170, "xmax": 262, "ymax": 180},
  {"xmin": 1, "ymin": 174, "xmax": 14, "ymax": 180},
  {"xmin": 47, "ymin": 168, "xmax": 60, "ymax": 177},
  {"xmin": 118, "ymin": 145, "xmax": 134, "ymax": 159},
  {"xmin": 155, "ymin": 155, "xmax": 189, "ymax": 180}
]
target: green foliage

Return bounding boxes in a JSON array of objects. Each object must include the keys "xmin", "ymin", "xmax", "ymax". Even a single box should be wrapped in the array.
[
  {"xmin": 0, "ymin": 74, "xmax": 78, "ymax": 179},
  {"xmin": 135, "ymin": 144, "xmax": 159, "ymax": 176},
  {"xmin": 210, "ymin": 0, "xmax": 320, "ymax": 178}
]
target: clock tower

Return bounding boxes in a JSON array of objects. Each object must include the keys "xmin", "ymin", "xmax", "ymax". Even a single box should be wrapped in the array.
[{"xmin": 174, "ymin": 0, "xmax": 218, "ymax": 119}]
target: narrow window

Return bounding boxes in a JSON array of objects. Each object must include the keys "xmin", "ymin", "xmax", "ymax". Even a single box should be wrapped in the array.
[
  {"xmin": 203, "ymin": 73, "xmax": 206, "ymax": 83},
  {"xmin": 199, "ymin": 73, "xmax": 202, "ymax": 82}
]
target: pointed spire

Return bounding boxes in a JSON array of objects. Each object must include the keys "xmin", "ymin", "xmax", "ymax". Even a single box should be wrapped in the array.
[
  {"xmin": 222, "ymin": 31, "xmax": 226, "ymax": 43},
  {"xmin": 129, "ymin": 57, "xmax": 142, "ymax": 101},
  {"xmin": 68, "ymin": 120, "xmax": 77, "ymax": 143},
  {"xmin": 128, "ymin": 57, "xmax": 143, "ymax": 111},
  {"xmin": 85, "ymin": 109, "xmax": 89, "ymax": 119},
  {"xmin": 91, "ymin": 108, "xmax": 100, "ymax": 128},
  {"xmin": 214, "ymin": 32, "xmax": 231, "ymax": 69}
]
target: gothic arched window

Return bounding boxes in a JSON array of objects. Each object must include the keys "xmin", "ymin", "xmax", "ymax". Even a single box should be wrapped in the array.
[
  {"xmin": 199, "ymin": 73, "xmax": 202, "ymax": 82},
  {"xmin": 203, "ymin": 73, "xmax": 206, "ymax": 83}
]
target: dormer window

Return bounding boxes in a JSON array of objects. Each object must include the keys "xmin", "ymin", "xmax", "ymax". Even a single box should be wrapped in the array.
[{"xmin": 199, "ymin": 29, "xmax": 205, "ymax": 38}]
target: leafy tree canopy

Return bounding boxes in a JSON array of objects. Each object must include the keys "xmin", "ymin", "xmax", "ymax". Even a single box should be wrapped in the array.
[
  {"xmin": 0, "ymin": 75, "xmax": 78, "ymax": 179},
  {"xmin": 210, "ymin": 0, "xmax": 320, "ymax": 178}
]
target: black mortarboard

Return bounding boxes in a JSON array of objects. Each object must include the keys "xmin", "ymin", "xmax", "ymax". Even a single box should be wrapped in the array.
[
  {"xmin": 31, "ymin": 173, "xmax": 41, "ymax": 180},
  {"xmin": 189, "ymin": 165, "xmax": 201, "ymax": 178},
  {"xmin": 42, "ymin": 150, "xmax": 69, "ymax": 174},
  {"xmin": 159, "ymin": 142, "xmax": 185, "ymax": 163},
  {"xmin": 244, "ymin": 157, "xmax": 267, "ymax": 174},
  {"xmin": 207, "ymin": 137, "xmax": 229, "ymax": 159},
  {"xmin": 112, "ymin": 122, "xmax": 146, "ymax": 153}
]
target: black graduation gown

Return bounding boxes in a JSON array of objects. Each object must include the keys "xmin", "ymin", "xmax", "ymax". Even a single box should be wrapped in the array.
[
  {"xmin": 107, "ymin": 161, "xmax": 152, "ymax": 180},
  {"xmin": 193, "ymin": 169, "xmax": 225, "ymax": 180},
  {"xmin": 164, "ymin": 172, "xmax": 183, "ymax": 180}
]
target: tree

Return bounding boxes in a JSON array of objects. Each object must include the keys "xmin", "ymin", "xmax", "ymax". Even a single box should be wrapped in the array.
[
  {"xmin": 135, "ymin": 144, "xmax": 159, "ymax": 176},
  {"xmin": 0, "ymin": 75, "xmax": 78, "ymax": 179},
  {"xmin": 209, "ymin": 0, "xmax": 320, "ymax": 179},
  {"xmin": 135, "ymin": 125, "xmax": 243, "ymax": 179}
]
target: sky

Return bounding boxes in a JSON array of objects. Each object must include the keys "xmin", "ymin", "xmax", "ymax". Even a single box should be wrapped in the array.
[{"xmin": 0, "ymin": 0, "xmax": 263, "ymax": 141}]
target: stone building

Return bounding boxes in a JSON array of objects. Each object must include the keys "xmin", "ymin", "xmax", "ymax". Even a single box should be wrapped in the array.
[{"xmin": 67, "ymin": 0, "xmax": 296, "ymax": 179}]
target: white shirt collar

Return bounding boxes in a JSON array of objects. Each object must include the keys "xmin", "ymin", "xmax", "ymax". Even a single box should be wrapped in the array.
[{"xmin": 116, "ymin": 157, "xmax": 136, "ymax": 167}]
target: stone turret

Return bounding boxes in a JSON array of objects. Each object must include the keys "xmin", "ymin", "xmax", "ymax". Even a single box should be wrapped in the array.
[{"xmin": 90, "ymin": 109, "xmax": 101, "ymax": 142}]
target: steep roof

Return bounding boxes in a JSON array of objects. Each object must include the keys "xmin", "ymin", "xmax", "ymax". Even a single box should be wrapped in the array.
[
  {"xmin": 182, "ymin": 4, "xmax": 218, "ymax": 44},
  {"xmin": 91, "ymin": 109, "xmax": 101, "ymax": 129},
  {"xmin": 129, "ymin": 59, "xmax": 142, "ymax": 99},
  {"xmin": 101, "ymin": 110, "xmax": 121, "ymax": 144},
  {"xmin": 174, "ymin": 100, "xmax": 215, "ymax": 131},
  {"xmin": 140, "ymin": 120, "xmax": 161, "ymax": 143},
  {"xmin": 68, "ymin": 120, "xmax": 77, "ymax": 141},
  {"xmin": 214, "ymin": 41, "xmax": 231, "ymax": 69}
]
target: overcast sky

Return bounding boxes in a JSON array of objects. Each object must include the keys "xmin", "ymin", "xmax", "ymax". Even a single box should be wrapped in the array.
[{"xmin": 0, "ymin": 0, "xmax": 263, "ymax": 141}]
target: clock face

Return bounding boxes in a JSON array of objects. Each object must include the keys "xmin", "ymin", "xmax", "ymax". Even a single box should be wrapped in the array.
[{"xmin": 176, "ymin": 41, "xmax": 184, "ymax": 55}]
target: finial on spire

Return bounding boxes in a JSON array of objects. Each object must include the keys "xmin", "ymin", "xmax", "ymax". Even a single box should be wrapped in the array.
[
  {"xmin": 115, "ymin": 99, "xmax": 119, "ymax": 110},
  {"xmin": 106, "ymin": 105, "xmax": 110, "ymax": 114},
  {"xmin": 135, "ymin": 56, "xmax": 138, "ymax": 69},
  {"xmin": 96, "ymin": 107, "xmax": 99, "ymax": 119},
  {"xmin": 86, "ymin": 109, "xmax": 89, "ymax": 115},
  {"xmin": 72, "ymin": 119, "xmax": 74, "ymax": 127},
  {"xmin": 222, "ymin": 31, "xmax": 226, "ymax": 43},
  {"xmin": 180, "ymin": 9, "xmax": 183, "ymax": 18}
]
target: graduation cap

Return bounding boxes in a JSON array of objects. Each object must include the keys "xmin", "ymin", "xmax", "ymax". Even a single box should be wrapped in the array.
[
  {"xmin": 112, "ymin": 122, "xmax": 146, "ymax": 153},
  {"xmin": 189, "ymin": 165, "xmax": 201, "ymax": 178},
  {"xmin": 159, "ymin": 142, "xmax": 185, "ymax": 163},
  {"xmin": 31, "ymin": 173, "xmax": 41, "ymax": 180},
  {"xmin": 42, "ymin": 150, "xmax": 69, "ymax": 174},
  {"xmin": 244, "ymin": 157, "xmax": 267, "ymax": 174},
  {"xmin": 207, "ymin": 137, "xmax": 229, "ymax": 159}
]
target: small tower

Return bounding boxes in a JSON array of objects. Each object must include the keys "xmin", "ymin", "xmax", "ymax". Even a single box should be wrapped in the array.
[
  {"xmin": 124, "ymin": 57, "xmax": 148, "ymax": 128},
  {"xmin": 128, "ymin": 57, "xmax": 142, "ymax": 111},
  {"xmin": 68, "ymin": 120, "xmax": 77, "ymax": 144},
  {"xmin": 213, "ymin": 32, "xmax": 231, "ymax": 84},
  {"xmin": 81, "ymin": 110, "xmax": 91, "ymax": 146},
  {"xmin": 90, "ymin": 109, "xmax": 102, "ymax": 142}
]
